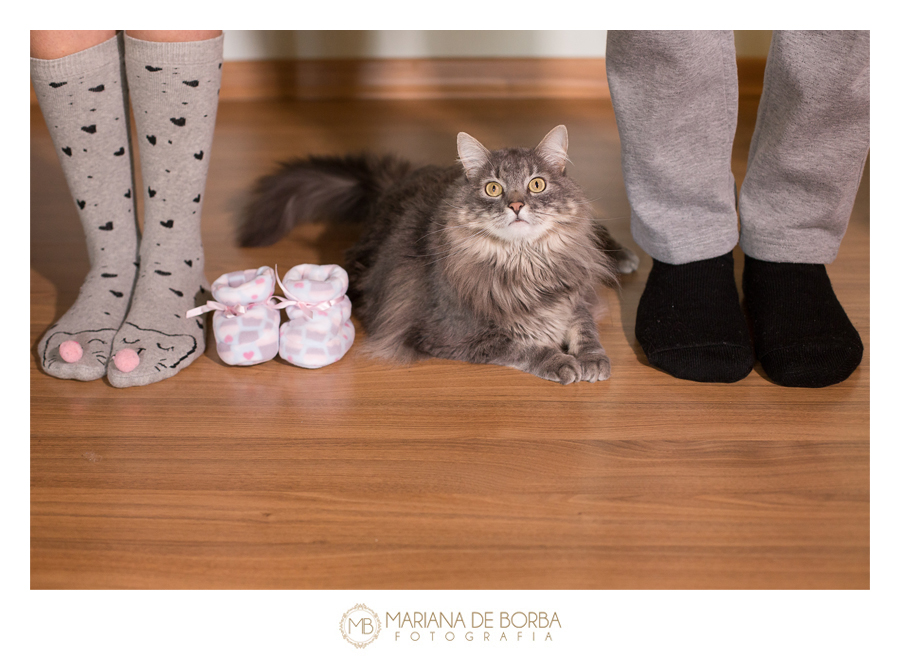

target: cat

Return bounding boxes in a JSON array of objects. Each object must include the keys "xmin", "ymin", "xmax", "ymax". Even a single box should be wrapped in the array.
[{"xmin": 239, "ymin": 125, "xmax": 638, "ymax": 384}]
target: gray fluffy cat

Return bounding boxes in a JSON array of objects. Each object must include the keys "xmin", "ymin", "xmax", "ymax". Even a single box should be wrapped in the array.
[{"xmin": 239, "ymin": 126, "xmax": 638, "ymax": 384}]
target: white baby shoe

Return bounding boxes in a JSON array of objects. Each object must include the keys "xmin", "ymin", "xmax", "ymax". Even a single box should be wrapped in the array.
[
  {"xmin": 188, "ymin": 266, "xmax": 281, "ymax": 366},
  {"xmin": 276, "ymin": 264, "xmax": 355, "ymax": 368}
]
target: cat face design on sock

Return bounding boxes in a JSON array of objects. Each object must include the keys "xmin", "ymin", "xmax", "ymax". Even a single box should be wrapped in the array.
[
  {"xmin": 114, "ymin": 322, "xmax": 198, "ymax": 373},
  {"xmin": 41, "ymin": 327, "xmax": 117, "ymax": 369}
]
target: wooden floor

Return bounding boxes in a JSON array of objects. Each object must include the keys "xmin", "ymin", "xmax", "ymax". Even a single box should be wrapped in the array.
[{"xmin": 30, "ymin": 93, "xmax": 869, "ymax": 589}]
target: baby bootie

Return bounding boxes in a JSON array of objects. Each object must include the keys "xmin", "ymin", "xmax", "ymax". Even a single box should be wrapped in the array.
[
  {"xmin": 188, "ymin": 266, "xmax": 281, "ymax": 366},
  {"xmin": 276, "ymin": 264, "xmax": 355, "ymax": 368}
]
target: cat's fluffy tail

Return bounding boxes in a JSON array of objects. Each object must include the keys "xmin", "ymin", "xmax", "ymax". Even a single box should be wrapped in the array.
[{"xmin": 238, "ymin": 154, "xmax": 411, "ymax": 247}]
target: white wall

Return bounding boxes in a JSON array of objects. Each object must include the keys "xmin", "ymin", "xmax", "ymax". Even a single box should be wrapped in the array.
[{"xmin": 223, "ymin": 31, "xmax": 773, "ymax": 61}]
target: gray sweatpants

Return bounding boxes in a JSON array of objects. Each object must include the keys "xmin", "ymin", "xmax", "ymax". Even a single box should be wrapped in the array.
[{"xmin": 606, "ymin": 30, "xmax": 869, "ymax": 265}]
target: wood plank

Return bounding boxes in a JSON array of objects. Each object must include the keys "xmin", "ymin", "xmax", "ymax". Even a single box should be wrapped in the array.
[
  {"xmin": 220, "ymin": 58, "xmax": 611, "ymax": 101},
  {"xmin": 31, "ymin": 57, "xmax": 768, "ymax": 103}
]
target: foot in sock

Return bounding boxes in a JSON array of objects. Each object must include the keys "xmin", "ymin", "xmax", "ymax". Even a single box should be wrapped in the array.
[
  {"xmin": 32, "ymin": 34, "xmax": 140, "ymax": 381},
  {"xmin": 106, "ymin": 34, "xmax": 223, "ymax": 387},
  {"xmin": 635, "ymin": 252, "xmax": 755, "ymax": 383},
  {"xmin": 742, "ymin": 255, "xmax": 863, "ymax": 387}
]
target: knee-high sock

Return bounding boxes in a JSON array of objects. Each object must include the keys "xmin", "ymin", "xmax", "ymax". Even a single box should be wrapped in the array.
[
  {"xmin": 106, "ymin": 33, "xmax": 223, "ymax": 388},
  {"xmin": 32, "ymin": 33, "xmax": 140, "ymax": 381}
]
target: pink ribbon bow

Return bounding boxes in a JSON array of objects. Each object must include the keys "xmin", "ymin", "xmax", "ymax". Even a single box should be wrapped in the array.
[
  {"xmin": 271, "ymin": 266, "xmax": 344, "ymax": 320},
  {"xmin": 187, "ymin": 298, "xmax": 281, "ymax": 319}
]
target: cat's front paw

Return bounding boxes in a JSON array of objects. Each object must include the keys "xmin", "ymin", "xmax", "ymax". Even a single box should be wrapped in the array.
[
  {"xmin": 576, "ymin": 351, "xmax": 611, "ymax": 383},
  {"xmin": 531, "ymin": 351, "xmax": 580, "ymax": 385},
  {"xmin": 555, "ymin": 360, "xmax": 579, "ymax": 385}
]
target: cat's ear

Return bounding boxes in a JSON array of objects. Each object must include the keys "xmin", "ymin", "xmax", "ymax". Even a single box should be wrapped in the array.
[
  {"xmin": 535, "ymin": 125, "xmax": 569, "ymax": 173},
  {"xmin": 457, "ymin": 132, "xmax": 492, "ymax": 179}
]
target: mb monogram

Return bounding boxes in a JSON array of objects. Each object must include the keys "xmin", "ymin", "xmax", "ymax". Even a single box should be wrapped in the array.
[
  {"xmin": 340, "ymin": 605, "xmax": 560, "ymax": 647},
  {"xmin": 340, "ymin": 604, "xmax": 382, "ymax": 648}
]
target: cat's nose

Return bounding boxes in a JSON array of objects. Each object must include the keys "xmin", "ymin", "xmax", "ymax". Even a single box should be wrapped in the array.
[{"xmin": 508, "ymin": 202, "xmax": 524, "ymax": 215}]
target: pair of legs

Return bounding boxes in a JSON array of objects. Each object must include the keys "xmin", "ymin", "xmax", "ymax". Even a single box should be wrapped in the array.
[
  {"xmin": 32, "ymin": 30, "xmax": 222, "ymax": 387},
  {"xmin": 607, "ymin": 30, "xmax": 869, "ymax": 387}
]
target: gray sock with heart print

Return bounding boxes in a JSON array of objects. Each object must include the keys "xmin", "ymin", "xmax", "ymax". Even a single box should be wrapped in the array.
[
  {"xmin": 32, "ymin": 33, "xmax": 140, "ymax": 381},
  {"xmin": 106, "ymin": 33, "xmax": 223, "ymax": 388}
]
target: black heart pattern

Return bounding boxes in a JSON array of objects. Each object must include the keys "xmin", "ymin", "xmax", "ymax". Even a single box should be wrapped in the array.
[
  {"xmin": 184, "ymin": 260, "xmax": 193, "ymax": 267},
  {"xmin": 148, "ymin": 188, "xmax": 156, "ymax": 198},
  {"xmin": 194, "ymin": 151, "xmax": 204, "ymax": 160},
  {"xmin": 61, "ymin": 147, "xmax": 72, "ymax": 157},
  {"xmin": 160, "ymin": 220, "xmax": 174, "ymax": 228},
  {"xmin": 76, "ymin": 200, "xmax": 86, "ymax": 210},
  {"xmin": 193, "ymin": 194, "xmax": 201, "ymax": 203},
  {"xmin": 81, "ymin": 125, "xmax": 97, "ymax": 134},
  {"xmin": 146, "ymin": 135, "xmax": 157, "ymax": 145},
  {"xmin": 114, "ymin": 147, "xmax": 125, "ymax": 156},
  {"xmin": 124, "ymin": 189, "xmax": 131, "ymax": 198},
  {"xmin": 99, "ymin": 222, "xmax": 113, "ymax": 231},
  {"xmin": 170, "ymin": 117, "xmax": 187, "ymax": 127},
  {"xmin": 88, "ymin": 84, "xmax": 105, "ymax": 92},
  {"xmin": 183, "ymin": 80, "xmax": 199, "ymax": 87}
]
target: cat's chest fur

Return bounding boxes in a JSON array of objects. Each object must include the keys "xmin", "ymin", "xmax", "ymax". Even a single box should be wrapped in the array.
[{"xmin": 436, "ymin": 234, "xmax": 590, "ymax": 347}]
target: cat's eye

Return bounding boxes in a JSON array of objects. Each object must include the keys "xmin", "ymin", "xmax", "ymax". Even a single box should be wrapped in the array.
[
  {"xmin": 528, "ymin": 177, "xmax": 547, "ymax": 193},
  {"xmin": 485, "ymin": 182, "xmax": 503, "ymax": 197}
]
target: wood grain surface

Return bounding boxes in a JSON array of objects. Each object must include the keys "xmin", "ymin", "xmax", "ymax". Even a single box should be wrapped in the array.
[
  {"xmin": 30, "ymin": 92, "xmax": 869, "ymax": 589},
  {"xmin": 31, "ymin": 57, "xmax": 766, "ymax": 104}
]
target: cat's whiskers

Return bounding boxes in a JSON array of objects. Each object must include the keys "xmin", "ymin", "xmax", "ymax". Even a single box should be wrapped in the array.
[
  {"xmin": 528, "ymin": 211, "xmax": 594, "ymax": 226},
  {"xmin": 567, "ymin": 198, "xmax": 600, "ymax": 208},
  {"xmin": 554, "ymin": 196, "xmax": 630, "ymax": 219},
  {"xmin": 530, "ymin": 209, "xmax": 630, "ymax": 224},
  {"xmin": 538, "ymin": 196, "xmax": 621, "ymax": 215}
]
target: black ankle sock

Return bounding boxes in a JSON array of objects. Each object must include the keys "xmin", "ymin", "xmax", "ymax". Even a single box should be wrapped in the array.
[
  {"xmin": 635, "ymin": 252, "xmax": 755, "ymax": 383},
  {"xmin": 742, "ymin": 256, "xmax": 863, "ymax": 388}
]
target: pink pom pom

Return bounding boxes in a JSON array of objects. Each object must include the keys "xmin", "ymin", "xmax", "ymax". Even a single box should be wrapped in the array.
[
  {"xmin": 113, "ymin": 348, "xmax": 140, "ymax": 373},
  {"xmin": 59, "ymin": 340, "xmax": 83, "ymax": 363}
]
